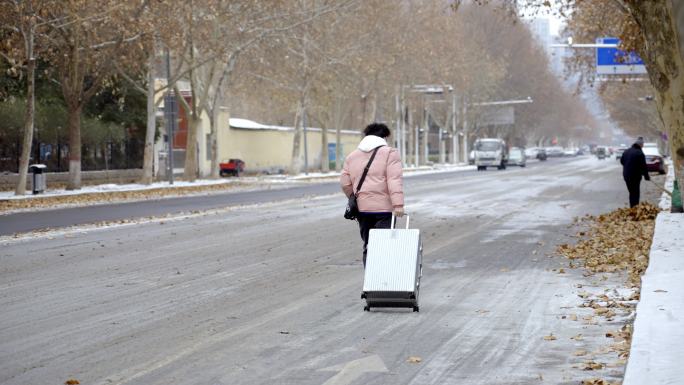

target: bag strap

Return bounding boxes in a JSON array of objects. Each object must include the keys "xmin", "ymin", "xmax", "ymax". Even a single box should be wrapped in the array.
[{"xmin": 354, "ymin": 146, "xmax": 382, "ymax": 195}]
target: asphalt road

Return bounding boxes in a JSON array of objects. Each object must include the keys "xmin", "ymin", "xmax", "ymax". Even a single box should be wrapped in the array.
[
  {"xmin": 2, "ymin": 161, "xmax": 547, "ymax": 236},
  {"xmin": 0, "ymin": 156, "xmax": 664, "ymax": 385}
]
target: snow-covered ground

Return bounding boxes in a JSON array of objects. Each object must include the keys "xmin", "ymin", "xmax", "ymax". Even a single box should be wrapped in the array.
[
  {"xmin": 2, "ymin": 163, "xmax": 474, "ymax": 200},
  {"xmin": 0, "ymin": 178, "xmax": 254, "ymax": 200},
  {"xmin": 623, "ymin": 161, "xmax": 684, "ymax": 385}
]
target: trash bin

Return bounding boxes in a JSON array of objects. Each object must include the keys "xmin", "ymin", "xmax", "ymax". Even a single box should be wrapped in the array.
[{"xmin": 28, "ymin": 164, "xmax": 47, "ymax": 195}]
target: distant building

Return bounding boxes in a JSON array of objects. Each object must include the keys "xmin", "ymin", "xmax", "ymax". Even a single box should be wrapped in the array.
[
  {"xmin": 529, "ymin": 18, "xmax": 551, "ymax": 49},
  {"xmin": 527, "ymin": 18, "xmax": 567, "ymax": 79}
]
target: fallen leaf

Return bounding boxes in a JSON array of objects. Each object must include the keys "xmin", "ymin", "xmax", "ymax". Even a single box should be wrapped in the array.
[
  {"xmin": 571, "ymin": 334, "xmax": 584, "ymax": 341},
  {"xmin": 65, "ymin": 380, "xmax": 80, "ymax": 385},
  {"xmin": 581, "ymin": 360, "xmax": 605, "ymax": 371},
  {"xmin": 581, "ymin": 379, "xmax": 619, "ymax": 385},
  {"xmin": 574, "ymin": 349, "xmax": 588, "ymax": 356},
  {"xmin": 407, "ymin": 356, "xmax": 422, "ymax": 364},
  {"xmin": 543, "ymin": 333, "xmax": 557, "ymax": 341}
]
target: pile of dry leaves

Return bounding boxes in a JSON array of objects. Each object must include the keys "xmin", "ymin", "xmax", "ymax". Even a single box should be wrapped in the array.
[{"xmin": 557, "ymin": 203, "xmax": 659, "ymax": 287}]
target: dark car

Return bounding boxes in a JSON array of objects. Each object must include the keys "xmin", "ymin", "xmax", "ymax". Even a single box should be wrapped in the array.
[
  {"xmin": 536, "ymin": 148, "xmax": 547, "ymax": 161},
  {"xmin": 219, "ymin": 158, "xmax": 246, "ymax": 176},
  {"xmin": 643, "ymin": 147, "xmax": 666, "ymax": 174}
]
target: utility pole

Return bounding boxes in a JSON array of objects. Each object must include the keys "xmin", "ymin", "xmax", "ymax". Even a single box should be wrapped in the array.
[
  {"xmin": 423, "ymin": 113, "xmax": 430, "ymax": 165},
  {"xmin": 165, "ymin": 48, "xmax": 175, "ymax": 185},
  {"xmin": 414, "ymin": 121, "xmax": 419, "ymax": 167},
  {"xmin": 423, "ymin": 108, "xmax": 429, "ymax": 165},
  {"xmin": 451, "ymin": 93, "xmax": 458, "ymax": 164},
  {"xmin": 401, "ymin": 105, "xmax": 407, "ymax": 167},
  {"xmin": 462, "ymin": 97, "xmax": 468, "ymax": 163},
  {"xmin": 395, "ymin": 87, "xmax": 401, "ymax": 153}
]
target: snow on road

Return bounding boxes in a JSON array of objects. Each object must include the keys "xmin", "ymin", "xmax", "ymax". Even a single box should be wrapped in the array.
[{"xmin": 0, "ymin": 157, "xmax": 653, "ymax": 385}]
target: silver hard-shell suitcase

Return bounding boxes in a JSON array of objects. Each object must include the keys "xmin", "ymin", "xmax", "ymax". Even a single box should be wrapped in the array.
[{"xmin": 362, "ymin": 215, "xmax": 423, "ymax": 312}]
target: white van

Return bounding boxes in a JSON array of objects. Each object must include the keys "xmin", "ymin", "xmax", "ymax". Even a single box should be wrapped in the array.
[{"xmin": 474, "ymin": 138, "xmax": 508, "ymax": 171}]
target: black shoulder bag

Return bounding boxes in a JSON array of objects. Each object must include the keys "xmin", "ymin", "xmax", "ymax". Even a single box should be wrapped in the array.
[{"xmin": 344, "ymin": 146, "xmax": 381, "ymax": 220}]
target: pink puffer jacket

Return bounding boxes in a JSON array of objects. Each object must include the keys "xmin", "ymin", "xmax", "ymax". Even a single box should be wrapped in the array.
[{"xmin": 340, "ymin": 135, "xmax": 404, "ymax": 213}]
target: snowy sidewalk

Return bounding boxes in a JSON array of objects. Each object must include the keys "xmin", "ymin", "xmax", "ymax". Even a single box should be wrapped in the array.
[
  {"xmin": 624, "ymin": 163, "xmax": 683, "ymax": 385},
  {"xmin": 0, "ymin": 178, "xmax": 251, "ymax": 201}
]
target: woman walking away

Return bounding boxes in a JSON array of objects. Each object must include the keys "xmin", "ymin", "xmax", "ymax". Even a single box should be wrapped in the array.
[{"xmin": 341, "ymin": 123, "xmax": 404, "ymax": 267}]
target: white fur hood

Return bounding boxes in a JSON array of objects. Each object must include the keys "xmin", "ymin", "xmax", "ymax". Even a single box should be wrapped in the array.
[{"xmin": 357, "ymin": 135, "xmax": 388, "ymax": 152}]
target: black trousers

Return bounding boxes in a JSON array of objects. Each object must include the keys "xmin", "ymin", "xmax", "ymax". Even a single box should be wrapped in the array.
[
  {"xmin": 357, "ymin": 212, "xmax": 392, "ymax": 267},
  {"xmin": 625, "ymin": 177, "xmax": 641, "ymax": 208}
]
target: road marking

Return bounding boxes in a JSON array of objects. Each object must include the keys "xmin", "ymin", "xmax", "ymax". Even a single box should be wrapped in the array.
[{"xmin": 318, "ymin": 355, "xmax": 388, "ymax": 385}]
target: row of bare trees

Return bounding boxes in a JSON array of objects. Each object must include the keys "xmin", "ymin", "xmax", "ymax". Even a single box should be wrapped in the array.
[
  {"xmin": 2, "ymin": 0, "xmax": 606, "ymax": 195},
  {"xmin": 232, "ymin": 1, "xmax": 599, "ymax": 171}
]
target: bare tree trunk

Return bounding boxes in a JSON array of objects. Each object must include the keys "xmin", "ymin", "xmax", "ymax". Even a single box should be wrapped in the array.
[
  {"xmin": 184, "ymin": 114, "xmax": 200, "ymax": 181},
  {"xmin": 321, "ymin": 124, "xmax": 330, "ymax": 172},
  {"xmin": 662, "ymin": 1, "xmax": 684, "ymax": 188},
  {"xmin": 209, "ymin": 105, "xmax": 222, "ymax": 179},
  {"xmin": 368, "ymin": 92, "xmax": 378, "ymax": 122},
  {"xmin": 66, "ymin": 105, "xmax": 82, "ymax": 190},
  {"xmin": 140, "ymin": 57, "xmax": 156, "ymax": 184},
  {"xmin": 656, "ymin": 74, "xmax": 684, "ymax": 188},
  {"xmin": 15, "ymin": 41, "xmax": 36, "ymax": 195},
  {"xmin": 407, "ymin": 108, "xmax": 414, "ymax": 166},
  {"xmin": 631, "ymin": 1, "xmax": 684, "ymax": 189},
  {"xmin": 335, "ymin": 125, "xmax": 342, "ymax": 171},
  {"xmin": 103, "ymin": 143, "xmax": 109, "ymax": 170},
  {"xmin": 290, "ymin": 96, "xmax": 305, "ymax": 174}
]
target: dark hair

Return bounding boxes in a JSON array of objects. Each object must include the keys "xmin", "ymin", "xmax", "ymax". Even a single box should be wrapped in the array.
[{"xmin": 363, "ymin": 123, "xmax": 391, "ymax": 138}]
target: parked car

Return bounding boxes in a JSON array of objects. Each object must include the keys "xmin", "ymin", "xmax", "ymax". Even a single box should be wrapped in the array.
[
  {"xmin": 545, "ymin": 146, "xmax": 564, "ymax": 157},
  {"xmin": 508, "ymin": 147, "xmax": 526, "ymax": 167},
  {"xmin": 536, "ymin": 148, "xmax": 548, "ymax": 161},
  {"xmin": 525, "ymin": 147, "xmax": 539, "ymax": 158},
  {"xmin": 219, "ymin": 158, "xmax": 245, "ymax": 176},
  {"xmin": 563, "ymin": 148, "xmax": 579, "ymax": 157},
  {"xmin": 643, "ymin": 147, "xmax": 666, "ymax": 174},
  {"xmin": 615, "ymin": 146, "xmax": 628, "ymax": 160}
]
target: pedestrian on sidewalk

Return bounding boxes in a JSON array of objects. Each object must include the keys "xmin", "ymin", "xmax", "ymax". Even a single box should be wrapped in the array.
[
  {"xmin": 621, "ymin": 136, "xmax": 650, "ymax": 207},
  {"xmin": 341, "ymin": 123, "xmax": 404, "ymax": 267}
]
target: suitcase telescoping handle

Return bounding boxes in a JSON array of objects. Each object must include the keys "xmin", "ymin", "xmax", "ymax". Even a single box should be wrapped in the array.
[{"xmin": 390, "ymin": 214, "xmax": 410, "ymax": 229}]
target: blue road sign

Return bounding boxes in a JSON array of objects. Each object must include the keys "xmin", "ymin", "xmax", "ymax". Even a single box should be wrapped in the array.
[{"xmin": 596, "ymin": 37, "xmax": 646, "ymax": 75}]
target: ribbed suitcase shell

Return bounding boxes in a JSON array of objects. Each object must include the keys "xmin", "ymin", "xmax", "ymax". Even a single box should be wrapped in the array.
[{"xmin": 362, "ymin": 228, "xmax": 422, "ymax": 310}]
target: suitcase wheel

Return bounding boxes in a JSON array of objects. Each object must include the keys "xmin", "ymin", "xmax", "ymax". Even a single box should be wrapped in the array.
[
  {"xmin": 413, "ymin": 306, "xmax": 419, "ymax": 312},
  {"xmin": 364, "ymin": 306, "xmax": 370, "ymax": 312},
  {"xmin": 361, "ymin": 293, "xmax": 367, "ymax": 299}
]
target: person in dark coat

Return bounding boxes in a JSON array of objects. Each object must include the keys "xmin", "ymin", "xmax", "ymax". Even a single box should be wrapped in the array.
[{"xmin": 620, "ymin": 137, "xmax": 650, "ymax": 207}]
